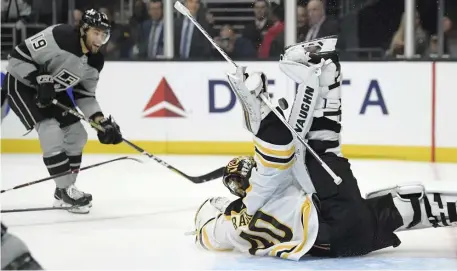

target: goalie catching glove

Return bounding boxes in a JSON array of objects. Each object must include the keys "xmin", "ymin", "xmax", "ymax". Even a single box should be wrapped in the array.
[{"xmin": 226, "ymin": 66, "xmax": 271, "ymax": 135}]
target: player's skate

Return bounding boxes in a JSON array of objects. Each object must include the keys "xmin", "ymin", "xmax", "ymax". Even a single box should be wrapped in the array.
[
  {"xmin": 55, "ymin": 187, "xmax": 93, "ymax": 207},
  {"xmin": 54, "ymin": 185, "xmax": 91, "ymax": 214}
]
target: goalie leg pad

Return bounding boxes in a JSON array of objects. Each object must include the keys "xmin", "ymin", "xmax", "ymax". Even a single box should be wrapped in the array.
[
  {"xmin": 366, "ymin": 183, "xmax": 457, "ymax": 231},
  {"xmin": 194, "ymin": 197, "xmax": 233, "ymax": 251}
]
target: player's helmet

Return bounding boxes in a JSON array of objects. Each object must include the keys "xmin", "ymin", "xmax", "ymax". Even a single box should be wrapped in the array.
[
  {"xmin": 80, "ymin": 9, "xmax": 111, "ymax": 45},
  {"xmin": 222, "ymin": 156, "xmax": 256, "ymax": 198}
]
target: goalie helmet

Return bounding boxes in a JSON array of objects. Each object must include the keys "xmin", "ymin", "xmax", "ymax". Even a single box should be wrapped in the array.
[{"xmin": 222, "ymin": 156, "xmax": 256, "ymax": 198}]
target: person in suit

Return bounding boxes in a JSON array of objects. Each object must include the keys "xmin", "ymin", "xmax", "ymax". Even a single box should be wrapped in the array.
[
  {"xmin": 269, "ymin": 4, "xmax": 309, "ymax": 58},
  {"xmin": 258, "ymin": 2, "xmax": 284, "ymax": 58},
  {"xmin": 214, "ymin": 24, "xmax": 256, "ymax": 60},
  {"xmin": 136, "ymin": 0, "xmax": 164, "ymax": 59},
  {"xmin": 174, "ymin": 0, "xmax": 212, "ymax": 59},
  {"xmin": 242, "ymin": 0, "xmax": 272, "ymax": 49},
  {"xmin": 305, "ymin": 0, "xmax": 339, "ymax": 41}
]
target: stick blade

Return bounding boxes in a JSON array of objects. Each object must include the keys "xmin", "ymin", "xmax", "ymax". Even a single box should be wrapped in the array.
[
  {"xmin": 190, "ymin": 167, "xmax": 225, "ymax": 184},
  {"xmin": 174, "ymin": 1, "xmax": 189, "ymax": 16}
]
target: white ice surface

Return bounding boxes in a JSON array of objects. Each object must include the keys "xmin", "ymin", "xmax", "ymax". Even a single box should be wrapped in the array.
[{"xmin": 1, "ymin": 154, "xmax": 456, "ymax": 270}]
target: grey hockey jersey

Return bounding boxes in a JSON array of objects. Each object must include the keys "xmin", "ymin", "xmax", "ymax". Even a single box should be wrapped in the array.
[{"xmin": 6, "ymin": 24, "xmax": 104, "ymax": 118}]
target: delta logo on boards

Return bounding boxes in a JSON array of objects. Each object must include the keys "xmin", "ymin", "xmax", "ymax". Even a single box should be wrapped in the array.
[{"xmin": 143, "ymin": 77, "xmax": 186, "ymax": 118}]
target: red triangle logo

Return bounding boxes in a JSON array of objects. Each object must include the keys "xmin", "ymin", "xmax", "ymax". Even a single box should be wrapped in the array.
[{"xmin": 143, "ymin": 78, "xmax": 186, "ymax": 118}]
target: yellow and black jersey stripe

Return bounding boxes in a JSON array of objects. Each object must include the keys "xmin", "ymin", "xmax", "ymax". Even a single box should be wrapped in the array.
[
  {"xmin": 253, "ymin": 109, "xmax": 295, "ymax": 170},
  {"xmin": 253, "ymin": 136, "xmax": 295, "ymax": 170},
  {"xmin": 268, "ymin": 196, "xmax": 314, "ymax": 259}
]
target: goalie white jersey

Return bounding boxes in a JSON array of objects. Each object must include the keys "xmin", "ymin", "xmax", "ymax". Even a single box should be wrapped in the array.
[{"xmin": 196, "ymin": 185, "xmax": 320, "ymax": 261}]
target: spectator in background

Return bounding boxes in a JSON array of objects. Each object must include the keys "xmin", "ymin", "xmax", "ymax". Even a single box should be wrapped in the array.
[
  {"xmin": 1, "ymin": 0, "xmax": 31, "ymax": 24},
  {"xmin": 214, "ymin": 24, "xmax": 256, "ymax": 60},
  {"xmin": 71, "ymin": 9, "xmax": 83, "ymax": 26},
  {"xmin": 258, "ymin": 2, "xmax": 284, "ymax": 58},
  {"xmin": 130, "ymin": 0, "xmax": 148, "ymax": 28},
  {"xmin": 297, "ymin": 4, "xmax": 309, "ymax": 42},
  {"xmin": 242, "ymin": 0, "xmax": 272, "ymax": 49},
  {"xmin": 135, "ymin": 0, "xmax": 164, "ymax": 59},
  {"xmin": 99, "ymin": 7, "xmax": 130, "ymax": 59},
  {"xmin": 428, "ymin": 16, "xmax": 455, "ymax": 57},
  {"xmin": 387, "ymin": 11, "xmax": 428, "ymax": 57},
  {"xmin": 305, "ymin": 0, "xmax": 339, "ymax": 41},
  {"xmin": 269, "ymin": 4, "xmax": 309, "ymax": 58},
  {"xmin": 205, "ymin": 11, "xmax": 219, "ymax": 37},
  {"xmin": 174, "ymin": 0, "xmax": 211, "ymax": 59}
]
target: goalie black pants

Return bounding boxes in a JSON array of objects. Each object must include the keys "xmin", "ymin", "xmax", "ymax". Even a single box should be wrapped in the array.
[{"xmin": 305, "ymin": 153, "xmax": 403, "ymax": 257}]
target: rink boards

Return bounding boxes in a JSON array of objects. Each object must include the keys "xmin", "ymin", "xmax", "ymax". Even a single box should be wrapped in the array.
[{"xmin": 1, "ymin": 61, "xmax": 456, "ymax": 162}]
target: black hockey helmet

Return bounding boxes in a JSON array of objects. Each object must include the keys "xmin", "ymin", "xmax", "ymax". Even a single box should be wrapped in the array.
[
  {"xmin": 222, "ymin": 156, "xmax": 256, "ymax": 198},
  {"xmin": 80, "ymin": 9, "xmax": 111, "ymax": 44}
]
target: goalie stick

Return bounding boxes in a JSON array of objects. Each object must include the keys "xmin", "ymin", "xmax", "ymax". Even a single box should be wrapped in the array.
[
  {"xmin": 174, "ymin": 1, "xmax": 342, "ymax": 185},
  {"xmin": 51, "ymin": 100, "xmax": 225, "ymax": 184},
  {"xmin": 1, "ymin": 156, "xmax": 141, "ymax": 194}
]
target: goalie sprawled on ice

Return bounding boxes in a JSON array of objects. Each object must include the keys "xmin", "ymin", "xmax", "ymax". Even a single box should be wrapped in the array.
[{"xmin": 192, "ymin": 36, "xmax": 457, "ymax": 260}]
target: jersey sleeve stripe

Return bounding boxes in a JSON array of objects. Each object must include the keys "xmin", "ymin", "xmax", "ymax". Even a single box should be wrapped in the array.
[
  {"xmin": 253, "ymin": 137, "xmax": 295, "ymax": 158},
  {"xmin": 254, "ymin": 153, "xmax": 295, "ymax": 170},
  {"xmin": 254, "ymin": 146, "xmax": 294, "ymax": 164},
  {"xmin": 14, "ymin": 46, "xmax": 34, "ymax": 62}
]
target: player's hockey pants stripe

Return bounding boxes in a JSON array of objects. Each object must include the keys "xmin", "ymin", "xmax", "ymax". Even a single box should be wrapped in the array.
[
  {"xmin": 310, "ymin": 117, "xmax": 341, "ymax": 133},
  {"xmin": 255, "ymin": 146, "xmax": 294, "ymax": 164},
  {"xmin": 68, "ymin": 154, "xmax": 82, "ymax": 171},
  {"xmin": 43, "ymin": 152, "xmax": 70, "ymax": 176},
  {"xmin": 448, "ymin": 202, "xmax": 457, "ymax": 223},
  {"xmin": 6, "ymin": 74, "xmax": 34, "ymax": 129},
  {"xmin": 308, "ymin": 140, "xmax": 340, "ymax": 154}
]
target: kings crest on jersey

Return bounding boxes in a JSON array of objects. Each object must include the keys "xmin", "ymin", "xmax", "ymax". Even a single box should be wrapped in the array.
[{"xmin": 6, "ymin": 24, "xmax": 104, "ymax": 96}]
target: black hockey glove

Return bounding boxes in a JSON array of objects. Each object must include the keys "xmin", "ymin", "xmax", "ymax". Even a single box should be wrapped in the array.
[
  {"xmin": 97, "ymin": 116, "xmax": 123, "ymax": 145},
  {"xmin": 35, "ymin": 73, "xmax": 55, "ymax": 108}
]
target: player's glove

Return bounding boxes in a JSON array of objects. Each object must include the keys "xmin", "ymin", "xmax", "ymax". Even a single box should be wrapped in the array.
[
  {"xmin": 35, "ymin": 73, "xmax": 55, "ymax": 108},
  {"xmin": 97, "ymin": 116, "xmax": 123, "ymax": 145}
]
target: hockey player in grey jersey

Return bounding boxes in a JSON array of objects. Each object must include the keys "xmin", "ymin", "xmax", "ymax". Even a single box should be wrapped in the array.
[
  {"xmin": 1, "ymin": 223, "xmax": 43, "ymax": 270},
  {"xmin": 1, "ymin": 9, "xmax": 123, "ymax": 214}
]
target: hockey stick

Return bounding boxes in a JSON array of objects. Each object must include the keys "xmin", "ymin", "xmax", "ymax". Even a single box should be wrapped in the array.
[
  {"xmin": 174, "ymin": 1, "xmax": 342, "ymax": 185},
  {"xmin": 1, "ymin": 156, "xmax": 140, "ymax": 193},
  {"xmin": 1, "ymin": 206, "xmax": 73, "ymax": 213},
  {"xmin": 51, "ymin": 100, "xmax": 225, "ymax": 184}
]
